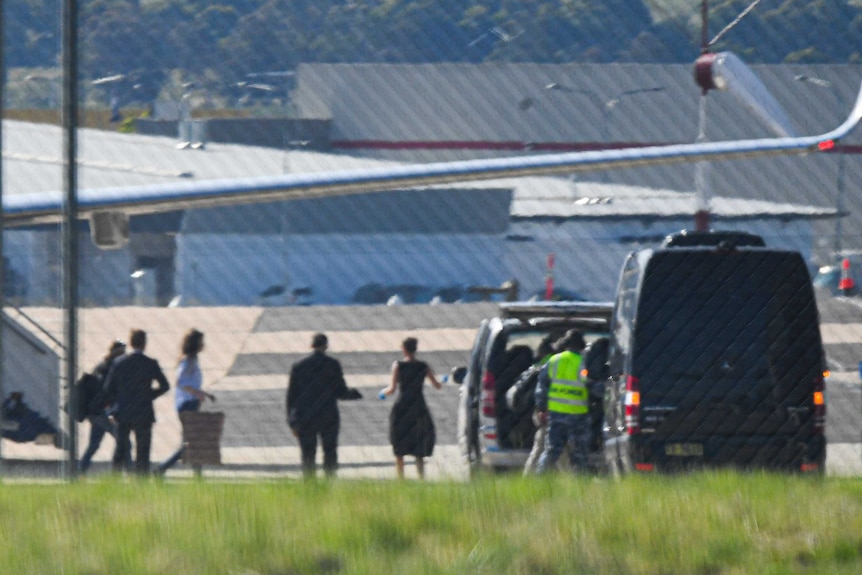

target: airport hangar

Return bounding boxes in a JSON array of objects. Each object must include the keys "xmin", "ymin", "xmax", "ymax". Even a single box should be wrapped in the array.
[{"xmin": 3, "ymin": 61, "xmax": 855, "ymax": 307}]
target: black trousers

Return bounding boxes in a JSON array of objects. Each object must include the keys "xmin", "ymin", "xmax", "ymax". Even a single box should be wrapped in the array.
[
  {"xmin": 297, "ymin": 417, "xmax": 339, "ymax": 478},
  {"xmin": 114, "ymin": 420, "xmax": 153, "ymax": 475}
]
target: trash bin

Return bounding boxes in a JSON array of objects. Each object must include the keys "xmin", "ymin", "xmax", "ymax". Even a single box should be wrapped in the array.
[{"xmin": 180, "ymin": 411, "xmax": 225, "ymax": 467}]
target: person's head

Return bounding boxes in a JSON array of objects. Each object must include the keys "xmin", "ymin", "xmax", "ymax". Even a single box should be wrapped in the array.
[
  {"xmin": 312, "ymin": 332, "xmax": 328, "ymax": 351},
  {"xmin": 402, "ymin": 337, "xmax": 418, "ymax": 355},
  {"xmin": 556, "ymin": 329, "xmax": 585, "ymax": 353},
  {"xmin": 181, "ymin": 328, "xmax": 205, "ymax": 358},
  {"xmin": 537, "ymin": 334, "xmax": 556, "ymax": 358},
  {"xmin": 129, "ymin": 329, "xmax": 146, "ymax": 351},
  {"xmin": 105, "ymin": 339, "xmax": 126, "ymax": 361}
]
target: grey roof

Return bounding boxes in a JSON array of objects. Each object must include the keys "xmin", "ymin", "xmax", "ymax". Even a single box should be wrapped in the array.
[
  {"xmin": 1, "ymin": 119, "xmax": 401, "ymax": 197},
  {"xmin": 505, "ymin": 178, "xmax": 835, "ymax": 220},
  {"xmin": 294, "ymin": 62, "xmax": 862, "ymax": 146},
  {"xmin": 291, "ymin": 62, "xmax": 856, "ymax": 237}
]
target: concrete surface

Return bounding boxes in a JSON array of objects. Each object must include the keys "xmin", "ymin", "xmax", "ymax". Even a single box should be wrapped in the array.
[{"xmin": 2, "ymin": 301, "xmax": 860, "ymax": 481}]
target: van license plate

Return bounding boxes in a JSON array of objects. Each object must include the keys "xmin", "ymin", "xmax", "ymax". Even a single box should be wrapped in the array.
[{"xmin": 665, "ymin": 443, "xmax": 703, "ymax": 457}]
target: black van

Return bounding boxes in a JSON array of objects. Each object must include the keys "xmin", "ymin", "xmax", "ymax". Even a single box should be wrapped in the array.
[{"xmin": 603, "ymin": 231, "xmax": 827, "ymax": 474}]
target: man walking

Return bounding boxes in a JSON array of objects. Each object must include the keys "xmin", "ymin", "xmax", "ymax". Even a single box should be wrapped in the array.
[
  {"xmin": 103, "ymin": 329, "xmax": 171, "ymax": 475},
  {"xmin": 287, "ymin": 333, "xmax": 362, "ymax": 478},
  {"xmin": 535, "ymin": 329, "xmax": 591, "ymax": 474}
]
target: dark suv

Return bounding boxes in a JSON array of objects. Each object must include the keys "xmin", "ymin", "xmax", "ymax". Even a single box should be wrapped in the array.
[
  {"xmin": 603, "ymin": 231, "xmax": 827, "ymax": 474},
  {"xmin": 454, "ymin": 301, "xmax": 613, "ymax": 475}
]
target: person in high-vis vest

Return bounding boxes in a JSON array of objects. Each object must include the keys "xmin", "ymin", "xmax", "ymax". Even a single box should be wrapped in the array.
[{"xmin": 535, "ymin": 329, "xmax": 590, "ymax": 473}]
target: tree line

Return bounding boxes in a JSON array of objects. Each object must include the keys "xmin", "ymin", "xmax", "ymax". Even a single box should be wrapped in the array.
[{"xmin": 4, "ymin": 0, "xmax": 862, "ymax": 107}]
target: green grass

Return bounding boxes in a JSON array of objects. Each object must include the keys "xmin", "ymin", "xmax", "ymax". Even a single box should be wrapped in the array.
[{"xmin": 1, "ymin": 472, "xmax": 861, "ymax": 574}]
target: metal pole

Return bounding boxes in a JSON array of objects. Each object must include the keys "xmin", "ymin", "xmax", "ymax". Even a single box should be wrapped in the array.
[
  {"xmin": 835, "ymin": 150, "xmax": 846, "ymax": 255},
  {"xmin": 694, "ymin": 93, "xmax": 711, "ymax": 231},
  {"xmin": 0, "ymin": 0, "xmax": 6, "ymax": 469},
  {"xmin": 62, "ymin": 0, "xmax": 80, "ymax": 480},
  {"xmin": 795, "ymin": 74, "xmax": 845, "ymax": 255}
]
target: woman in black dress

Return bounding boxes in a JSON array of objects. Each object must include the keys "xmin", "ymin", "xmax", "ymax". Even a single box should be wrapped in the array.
[{"xmin": 379, "ymin": 337, "xmax": 442, "ymax": 479}]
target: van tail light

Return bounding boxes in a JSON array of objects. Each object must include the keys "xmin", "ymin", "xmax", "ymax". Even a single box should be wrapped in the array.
[
  {"xmin": 624, "ymin": 375, "xmax": 641, "ymax": 435},
  {"xmin": 813, "ymin": 374, "xmax": 826, "ymax": 435},
  {"xmin": 481, "ymin": 372, "xmax": 496, "ymax": 417}
]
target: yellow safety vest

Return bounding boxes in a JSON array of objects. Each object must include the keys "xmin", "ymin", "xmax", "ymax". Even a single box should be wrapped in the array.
[{"xmin": 547, "ymin": 351, "xmax": 589, "ymax": 415}]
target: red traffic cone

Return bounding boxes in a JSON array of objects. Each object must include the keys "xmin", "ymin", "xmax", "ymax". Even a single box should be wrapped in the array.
[{"xmin": 839, "ymin": 258, "xmax": 855, "ymax": 295}]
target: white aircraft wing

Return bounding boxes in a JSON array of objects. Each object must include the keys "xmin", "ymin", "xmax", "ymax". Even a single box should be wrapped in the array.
[{"xmin": 5, "ymin": 76, "xmax": 862, "ymax": 227}]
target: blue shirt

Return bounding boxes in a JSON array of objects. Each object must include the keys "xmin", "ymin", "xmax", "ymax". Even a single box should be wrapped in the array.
[{"xmin": 175, "ymin": 357, "xmax": 202, "ymax": 410}]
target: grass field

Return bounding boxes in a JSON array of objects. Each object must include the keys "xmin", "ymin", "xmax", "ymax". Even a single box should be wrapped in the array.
[{"xmin": 1, "ymin": 472, "xmax": 861, "ymax": 574}]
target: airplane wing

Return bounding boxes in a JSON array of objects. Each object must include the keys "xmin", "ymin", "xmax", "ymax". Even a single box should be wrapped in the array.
[{"xmin": 5, "ymin": 75, "xmax": 862, "ymax": 229}]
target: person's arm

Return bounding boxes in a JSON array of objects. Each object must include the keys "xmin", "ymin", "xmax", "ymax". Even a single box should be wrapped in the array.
[
  {"xmin": 102, "ymin": 361, "xmax": 118, "ymax": 404},
  {"xmin": 287, "ymin": 365, "xmax": 298, "ymax": 432},
  {"xmin": 151, "ymin": 361, "xmax": 171, "ymax": 399},
  {"xmin": 534, "ymin": 363, "xmax": 552, "ymax": 424},
  {"xmin": 179, "ymin": 362, "xmax": 214, "ymax": 402},
  {"xmin": 425, "ymin": 365, "xmax": 442, "ymax": 390},
  {"xmin": 380, "ymin": 362, "xmax": 399, "ymax": 397},
  {"xmin": 180, "ymin": 385, "xmax": 214, "ymax": 402},
  {"xmin": 335, "ymin": 359, "xmax": 363, "ymax": 400},
  {"xmin": 179, "ymin": 384, "xmax": 214, "ymax": 402}
]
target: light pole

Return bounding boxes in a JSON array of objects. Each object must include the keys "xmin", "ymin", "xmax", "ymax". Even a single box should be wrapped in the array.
[
  {"xmin": 246, "ymin": 70, "xmax": 295, "ymax": 112},
  {"xmin": 91, "ymin": 74, "xmax": 126, "ymax": 122},
  {"xmin": 796, "ymin": 74, "xmax": 846, "ymax": 255},
  {"xmin": 543, "ymin": 83, "xmax": 665, "ymax": 145},
  {"xmin": 531, "ymin": 84, "xmax": 664, "ymax": 182}
]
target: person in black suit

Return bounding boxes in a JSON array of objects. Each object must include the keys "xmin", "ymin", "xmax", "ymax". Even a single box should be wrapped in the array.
[
  {"xmin": 287, "ymin": 333, "xmax": 362, "ymax": 478},
  {"xmin": 103, "ymin": 329, "xmax": 170, "ymax": 475}
]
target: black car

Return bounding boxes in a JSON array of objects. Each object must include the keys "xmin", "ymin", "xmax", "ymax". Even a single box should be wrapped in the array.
[
  {"xmin": 454, "ymin": 301, "xmax": 613, "ymax": 475},
  {"xmin": 603, "ymin": 231, "xmax": 827, "ymax": 474}
]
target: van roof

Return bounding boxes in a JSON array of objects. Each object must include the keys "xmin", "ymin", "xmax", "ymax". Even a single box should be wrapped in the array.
[
  {"xmin": 661, "ymin": 230, "xmax": 766, "ymax": 248},
  {"xmin": 499, "ymin": 301, "xmax": 614, "ymax": 322}
]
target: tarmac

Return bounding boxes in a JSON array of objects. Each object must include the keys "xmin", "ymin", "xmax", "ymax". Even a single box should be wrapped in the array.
[
  {"xmin": 0, "ymin": 304, "xmax": 495, "ymax": 482},
  {"xmin": 2, "ymin": 300, "xmax": 861, "ymax": 481}
]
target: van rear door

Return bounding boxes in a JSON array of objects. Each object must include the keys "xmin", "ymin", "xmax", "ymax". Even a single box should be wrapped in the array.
[{"xmin": 632, "ymin": 249, "xmax": 824, "ymax": 466}]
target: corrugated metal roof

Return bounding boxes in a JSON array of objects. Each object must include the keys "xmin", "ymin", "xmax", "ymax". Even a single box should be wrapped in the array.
[
  {"xmin": 489, "ymin": 177, "xmax": 834, "ymax": 219},
  {"xmin": 1, "ymin": 119, "xmax": 401, "ymax": 197},
  {"xmin": 295, "ymin": 62, "xmax": 862, "ymax": 145}
]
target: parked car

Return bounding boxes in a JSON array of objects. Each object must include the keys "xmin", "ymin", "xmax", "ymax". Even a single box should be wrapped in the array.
[
  {"xmin": 454, "ymin": 301, "xmax": 613, "ymax": 476},
  {"xmin": 812, "ymin": 253, "xmax": 861, "ymax": 297},
  {"xmin": 603, "ymin": 230, "xmax": 827, "ymax": 475}
]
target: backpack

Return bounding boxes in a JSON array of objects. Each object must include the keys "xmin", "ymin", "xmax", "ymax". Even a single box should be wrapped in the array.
[
  {"xmin": 73, "ymin": 373, "xmax": 101, "ymax": 422},
  {"xmin": 505, "ymin": 363, "xmax": 542, "ymax": 413}
]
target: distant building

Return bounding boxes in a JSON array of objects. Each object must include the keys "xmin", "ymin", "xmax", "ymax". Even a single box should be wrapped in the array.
[{"xmin": 2, "ymin": 62, "xmax": 853, "ymax": 305}]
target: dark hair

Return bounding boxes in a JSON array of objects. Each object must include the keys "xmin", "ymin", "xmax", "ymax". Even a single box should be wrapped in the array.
[
  {"xmin": 402, "ymin": 337, "xmax": 418, "ymax": 354},
  {"xmin": 537, "ymin": 334, "xmax": 556, "ymax": 358},
  {"xmin": 181, "ymin": 329, "xmax": 205, "ymax": 359},
  {"xmin": 557, "ymin": 329, "xmax": 585, "ymax": 352},
  {"xmin": 312, "ymin": 332, "xmax": 328, "ymax": 349},
  {"xmin": 129, "ymin": 329, "xmax": 146, "ymax": 350},
  {"xmin": 105, "ymin": 339, "xmax": 126, "ymax": 361}
]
